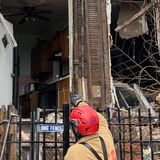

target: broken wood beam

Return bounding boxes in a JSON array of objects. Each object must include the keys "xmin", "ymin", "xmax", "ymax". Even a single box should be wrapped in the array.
[{"xmin": 115, "ymin": 3, "xmax": 153, "ymax": 32}]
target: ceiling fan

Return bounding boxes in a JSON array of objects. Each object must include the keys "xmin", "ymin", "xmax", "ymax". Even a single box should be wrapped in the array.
[{"xmin": 3, "ymin": 5, "xmax": 52, "ymax": 24}]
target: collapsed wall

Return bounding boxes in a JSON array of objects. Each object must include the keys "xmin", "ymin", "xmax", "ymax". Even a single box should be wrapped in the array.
[{"xmin": 72, "ymin": 0, "xmax": 113, "ymax": 109}]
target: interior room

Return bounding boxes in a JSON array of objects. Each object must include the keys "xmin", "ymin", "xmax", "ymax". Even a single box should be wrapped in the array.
[
  {"xmin": 1, "ymin": 0, "xmax": 159, "ymax": 118},
  {"xmin": 1, "ymin": 0, "xmax": 69, "ymax": 117}
]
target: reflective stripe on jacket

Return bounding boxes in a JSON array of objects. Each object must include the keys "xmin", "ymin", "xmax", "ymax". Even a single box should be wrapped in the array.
[{"xmin": 64, "ymin": 103, "xmax": 117, "ymax": 160}]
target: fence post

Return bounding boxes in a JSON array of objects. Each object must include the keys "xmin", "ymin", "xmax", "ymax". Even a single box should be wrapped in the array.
[
  {"xmin": 138, "ymin": 109, "xmax": 143, "ymax": 160},
  {"xmin": 36, "ymin": 108, "xmax": 41, "ymax": 160},
  {"xmin": 55, "ymin": 107, "xmax": 58, "ymax": 160},
  {"xmin": 63, "ymin": 103, "xmax": 70, "ymax": 157},
  {"xmin": 18, "ymin": 116, "xmax": 22, "ymax": 160},
  {"xmin": 128, "ymin": 108, "xmax": 133, "ymax": 160},
  {"xmin": 30, "ymin": 111, "xmax": 34, "ymax": 160},
  {"xmin": 118, "ymin": 108, "xmax": 122, "ymax": 160},
  {"xmin": 18, "ymin": 104, "xmax": 22, "ymax": 160},
  {"xmin": 148, "ymin": 109, "xmax": 154, "ymax": 160},
  {"xmin": 42, "ymin": 108, "xmax": 46, "ymax": 160},
  {"xmin": 106, "ymin": 107, "xmax": 111, "ymax": 130}
]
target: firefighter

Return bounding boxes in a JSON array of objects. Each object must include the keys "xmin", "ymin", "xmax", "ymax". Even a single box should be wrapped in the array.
[{"xmin": 64, "ymin": 93, "xmax": 117, "ymax": 160}]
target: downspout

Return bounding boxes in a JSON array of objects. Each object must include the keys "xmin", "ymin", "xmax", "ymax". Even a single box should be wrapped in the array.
[
  {"xmin": 13, "ymin": 47, "xmax": 19, "ymax": 109},
  {"xmin": 68, "ymin": 0, "xmax": 73, "ymax": 92}
]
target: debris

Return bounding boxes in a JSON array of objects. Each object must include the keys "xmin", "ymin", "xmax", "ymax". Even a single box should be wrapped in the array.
[
  {"xmin": 156, "ymin": 93, "xmax": 160, "ymax": 104},
  {"xmin": 115, "ymin": 3, "xmax": 153, "ymax": 32}
]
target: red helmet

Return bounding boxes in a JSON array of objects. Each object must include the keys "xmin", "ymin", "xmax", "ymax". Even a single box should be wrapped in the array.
[{"xmin": 69, "ymin": 105, "xmax": 99, "ymax": 136}]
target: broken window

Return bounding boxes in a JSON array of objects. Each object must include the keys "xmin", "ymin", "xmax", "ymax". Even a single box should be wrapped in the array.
[{"xmin": 115, "ymin": 82, "xmax": 148, "ymax": 112}]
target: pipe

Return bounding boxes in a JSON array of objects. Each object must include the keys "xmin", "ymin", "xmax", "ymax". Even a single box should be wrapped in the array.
[
  {"xmin": 68, "ymin": 0, "xmax": 74, "ymax": 92},
  {"xmin": 12, "ymin": 46, "xmax": 19, "ymax": 108},
  {"xmin": 81, "ymin": 0, "xmax": 86, "ymax": 100},
  {"xmin": 36, "ymin": 108, "xmax": 41, "ymax": 159}
]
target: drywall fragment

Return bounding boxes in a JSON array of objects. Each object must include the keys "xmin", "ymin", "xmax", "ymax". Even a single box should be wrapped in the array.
[{"xmin": 115, "ymin": 3, "xmax": 152, "ymax": 39}]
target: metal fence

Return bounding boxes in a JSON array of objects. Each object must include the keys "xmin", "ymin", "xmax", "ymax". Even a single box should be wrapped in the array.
[
  {"xmin": 1, "ymin": 105, "xmax": 160, "ymax": 160},
  {"xmin": 106, "ymin": 107, "xmax": 160, "ymax": 160},
  {"xmin": 0, "ymin": 104, "xmax": 70, "ymax": 160}
]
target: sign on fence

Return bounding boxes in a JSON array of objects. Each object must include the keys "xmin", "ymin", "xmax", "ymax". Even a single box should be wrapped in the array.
[{"xmin": 37, "ymin": 124, "xmax": 64, "ymax": 133}]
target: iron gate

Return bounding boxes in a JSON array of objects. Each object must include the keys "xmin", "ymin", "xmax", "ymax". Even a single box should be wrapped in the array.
[
  {"xmin": 1, "ymin": 105, "xmax": 160, "ymax": 160},
  {"xmin": 106, "ymin": 107, "xmax": 160, "ymax": 160},
  {"xmin": 0, "ymin": 104, "xmax": 70, "ymax": 160}
]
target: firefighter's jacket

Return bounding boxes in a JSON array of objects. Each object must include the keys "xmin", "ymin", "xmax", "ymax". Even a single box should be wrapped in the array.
[{"xmin": 64, "ymin": 103, "xmax": 117, "ymax": 160}]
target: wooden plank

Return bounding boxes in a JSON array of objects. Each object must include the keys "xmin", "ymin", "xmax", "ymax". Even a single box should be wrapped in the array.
[
  {"xmin": 0, "ymin": 106, "xmax": 17, "ymax": 160},
  {"xmin": 8, "ymin": 106, "xmax": 17, "ymax": 160},
  {"xmin": 0, "ymin": 106, "xmax": 6, "ymax": 141},
  {"xmin": 58, "ymin": 77, "xmax": 69, "ymax": 108}
]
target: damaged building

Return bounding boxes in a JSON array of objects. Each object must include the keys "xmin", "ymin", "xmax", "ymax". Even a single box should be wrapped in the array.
[
  {"xmin": 111, "ymin": 1, "xmax": 160, "ymax": 97},
  {"xmin": 0, "ymin": 0, "xmax": 159, "ymax": 159}
]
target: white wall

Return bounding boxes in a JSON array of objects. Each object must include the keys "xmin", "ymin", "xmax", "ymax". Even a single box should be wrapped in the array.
[{"xmin": 0, "ymin": 20, "xmax": 13, "ymax": 106}]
